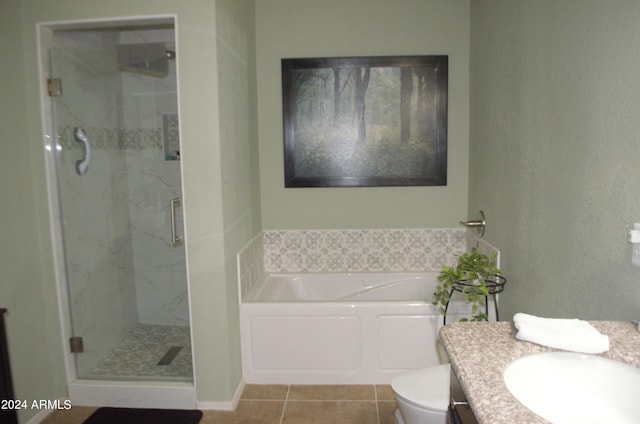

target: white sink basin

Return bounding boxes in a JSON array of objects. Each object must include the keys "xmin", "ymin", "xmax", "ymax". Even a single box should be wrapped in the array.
[{"xmin": 503, "ymin": 351, "xmax": 640, "ymax": 424}]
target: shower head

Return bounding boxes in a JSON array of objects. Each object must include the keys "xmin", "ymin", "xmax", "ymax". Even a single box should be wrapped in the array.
[{"xmin": 116, "ymin": 43, "xmax": 172, "ymax": 77}]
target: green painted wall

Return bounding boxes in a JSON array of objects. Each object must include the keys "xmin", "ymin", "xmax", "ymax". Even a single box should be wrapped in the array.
[
  {"xmin": 217, "ymin": 0, "xmax": 260, "ymax": 402},
  {"xmin": 469, "ymin": 0, "xmax": 640, "ymax": 320},
  {"xmin": 0, "ymin": 2, "xmax": 68, "ymax": 422},
  {"xmin": 256, "ymin": 0, "xmax": 470, "ymax": 229},
  {"xmin": 5, "ymin": 1, "xmax": 639, "ymax": 421}
]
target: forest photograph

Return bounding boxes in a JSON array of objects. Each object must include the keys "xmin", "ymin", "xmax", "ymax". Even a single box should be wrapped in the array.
[{"xmin": 282, "ymin": 56, "xmax": 448, "ymax": 187}]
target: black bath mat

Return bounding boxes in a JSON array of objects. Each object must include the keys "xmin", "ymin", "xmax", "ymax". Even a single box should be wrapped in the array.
[{"xmin": 83, "ymin": 407, "xmax": 202, "ymax": 424}]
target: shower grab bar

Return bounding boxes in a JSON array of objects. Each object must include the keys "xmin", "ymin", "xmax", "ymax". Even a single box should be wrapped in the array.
[
  {"xmin": 170, "ymin": 197, "xmax": 183, "ymax": 247},
  {"xmin": 73, "ymin": 127, "xmax": 91, "ymax": 175}
]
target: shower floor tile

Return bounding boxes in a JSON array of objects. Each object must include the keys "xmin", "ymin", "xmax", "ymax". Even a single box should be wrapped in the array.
[{"xmin": 87, "ymin": 324, "xmax": 192, "ymax": 381}]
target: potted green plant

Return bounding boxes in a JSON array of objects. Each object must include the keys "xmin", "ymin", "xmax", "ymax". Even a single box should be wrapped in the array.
[{"xmin": 432, "ymin": 247, "xmax": 505, "ymax": 322}]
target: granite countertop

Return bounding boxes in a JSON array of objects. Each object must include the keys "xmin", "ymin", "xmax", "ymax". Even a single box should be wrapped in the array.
[{"xmin": 439, "ymin": 320, "xmax": 640, "ymax": 424}]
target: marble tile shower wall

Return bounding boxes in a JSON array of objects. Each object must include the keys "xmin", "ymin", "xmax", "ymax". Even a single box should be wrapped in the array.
[
  {"xmin": 58, "ymin": 123, "xmax": 187, "ymax": 326},
  {"xmin": 121, "ymin": 60, "xmax": 189, "ymax": 326},
  {"xmin": 238, "ymin": 228, "xmax": 499, "ymax": 302},
  {"xmin": 123, "ymin": 132, "xmax": 188, "ymax": 327},
  {"xmin": 56, "ymin": 28, "xmax": 187, "ymax": 328},
  {"xmin": 118, "ymin": 34, "xmax": 188, "ymax": 326}
]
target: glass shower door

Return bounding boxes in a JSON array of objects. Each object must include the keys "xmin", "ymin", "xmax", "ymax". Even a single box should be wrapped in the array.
[{"xmin": 48, "ymin": 24, "xmax": 192, "ymax": 382}]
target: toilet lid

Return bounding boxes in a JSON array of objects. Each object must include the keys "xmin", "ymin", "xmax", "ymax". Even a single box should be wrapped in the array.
[{"xmin": 391, "ymin": 364, "xmax": 450, "ymax": 412}]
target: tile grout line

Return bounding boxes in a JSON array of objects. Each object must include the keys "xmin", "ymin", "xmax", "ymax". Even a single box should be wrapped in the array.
[
  {"xmin": 278, "ymin": 384, "xmax": 290, "ymax": 424},
  {"xmin": 374, "ymin": 385, "xmax": 381, "ymax": 424}
]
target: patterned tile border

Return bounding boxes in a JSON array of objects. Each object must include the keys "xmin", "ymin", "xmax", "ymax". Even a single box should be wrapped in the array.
[
  {"xmin": 58, "ymin": 125, "xmax": 162, "ymax": 151},
  {"xmin": 466, "ymin": 230, "xmax": 502, "ymax": 268},
  {"xmin": 162, "ymin": 113, "xmax": 180, "ymax": 158},
  {"xmin": 237, "ymin": 228, "xmax": 500, "ymax": 303},
  {"xmin": 262, "ymin": 228, "xmax": 466, "ymax": 273},
  {"xmin": 237, "ymin": 233, "xmax": 265, "ymax": 301}
]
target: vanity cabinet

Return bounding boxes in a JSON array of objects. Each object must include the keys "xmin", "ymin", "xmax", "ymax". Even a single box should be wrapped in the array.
[{"xmin": 448, "ymin": 368, "xmax": 478, "ymax": 424}]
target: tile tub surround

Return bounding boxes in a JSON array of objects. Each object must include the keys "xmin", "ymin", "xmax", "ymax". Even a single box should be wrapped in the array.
[
  {"xmin": 237, "ymin": 228, "xmax": 499, "ymax": 301},
  {"xmin": 262, "ymin": 228, "xmax": 466, "ymax": 273},
  {"xmin": 439, "ymin": 321, "xmax": 640, "ymax": 424}
]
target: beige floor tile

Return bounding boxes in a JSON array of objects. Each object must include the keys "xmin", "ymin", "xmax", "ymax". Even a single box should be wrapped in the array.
[
  {"xmin": 377, "ymin": 401, "xmax": 398, "ymax": 424},
  {"xmin": 375, "ymin": 385, "xmax": 396, "ymax": 401},
  {"xmin": 242, "ymin": 384, "xmax": 290, "ymax": 400},
  {"xmin": 282, "ymin": 400, "xmax": 378, "ymax": 424},
  {"xmin": 200, "ymin": 400, "xmax": 284, "ymax": 424},
  {"xmin": 288, "ymin": 385, "xmax": 375, "ymax": 401},
  {"xmin": 40, "ymin": 406, "xmax": 97, "ymax": 424},
  {"xmin": 40, "ymin": 385, "xmax": 392, "ymax": 424}
]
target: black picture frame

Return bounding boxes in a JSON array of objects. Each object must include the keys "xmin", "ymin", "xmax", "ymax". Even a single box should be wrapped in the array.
[{"xmin": 282, "ymin": 55, "xmax": 448, "ymax": 188}]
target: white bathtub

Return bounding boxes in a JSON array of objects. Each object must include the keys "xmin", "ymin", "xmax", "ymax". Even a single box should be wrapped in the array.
[{"xmin": 240, "ymin": 272, "xmax": 487, "ymax": 384}]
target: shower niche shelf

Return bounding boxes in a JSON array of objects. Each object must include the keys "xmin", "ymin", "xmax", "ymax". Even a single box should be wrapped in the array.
[{"xmin": 163, "ymin": 113, "xmax": 180, "ymax": 161}]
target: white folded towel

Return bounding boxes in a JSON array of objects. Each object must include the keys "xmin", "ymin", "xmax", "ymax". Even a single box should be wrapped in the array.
[{"xmin": 513, "ymin": 313, "xmax": 609, "ymax": 354}]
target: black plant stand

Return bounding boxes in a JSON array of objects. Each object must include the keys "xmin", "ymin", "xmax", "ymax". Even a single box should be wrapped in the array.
[{"xmin": 443, "ymin": 276, "xmax": 506, "ymax": 325}]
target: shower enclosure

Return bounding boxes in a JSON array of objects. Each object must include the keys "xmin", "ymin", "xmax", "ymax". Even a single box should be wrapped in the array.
[{"xmin": 40, "ymin": 16, "xmax": 194, "ymax": 400}]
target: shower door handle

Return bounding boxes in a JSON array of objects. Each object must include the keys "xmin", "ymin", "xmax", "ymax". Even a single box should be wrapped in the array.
[{"xmin": 170, "ymin": 197, "xmax": 183, "ymax": 247}]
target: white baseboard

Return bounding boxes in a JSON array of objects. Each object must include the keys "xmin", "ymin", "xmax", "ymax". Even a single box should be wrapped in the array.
[
  {"xmin": 29, "ymin": 380, "xmax": 245, "ymax": 419},
  {"xmin": 68, "ymin": 380, "xmax": 196, "ymax": 409},
  {"xmin": 25, "ymin": 409, "xmax": 52, "ymax": 424},
  {"xmin": 197, "ymin": 379, "xmax": 245, "ymax": 411}
]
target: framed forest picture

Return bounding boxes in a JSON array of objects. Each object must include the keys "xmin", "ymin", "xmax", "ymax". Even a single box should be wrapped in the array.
[{"xmin": 282, "ymin": 55, "xmax": 448, "ymax": 188}]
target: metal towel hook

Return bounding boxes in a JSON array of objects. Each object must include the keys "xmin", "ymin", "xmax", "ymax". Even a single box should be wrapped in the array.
[{"xmin": 460, "ymin": 210, "xmax": 486, "ymax": 238}]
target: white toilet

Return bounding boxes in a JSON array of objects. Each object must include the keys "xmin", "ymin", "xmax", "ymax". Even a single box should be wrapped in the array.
[{"xmin": 391, "ymin": 339, "xmax": 450, "ymax": 424}]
